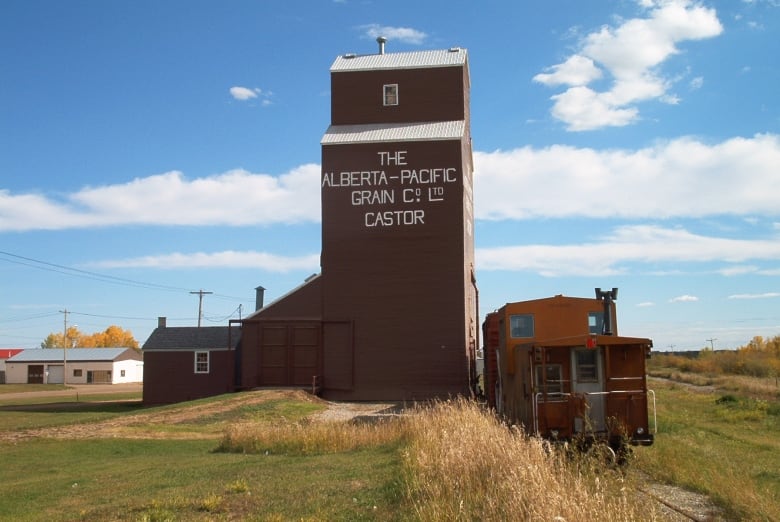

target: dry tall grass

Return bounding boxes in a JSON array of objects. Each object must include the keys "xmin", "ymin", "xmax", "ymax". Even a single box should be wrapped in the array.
[
  {"xmin": 218, "ymin": 398, "xmax": 656, "ymax": 521},
  {"xmin": 217, "ymin": 416, "xmax": 406, "ymax": 455},
  {"xmin": 401, "ymin": 398, "xmax": 656, "ymax": 522}
]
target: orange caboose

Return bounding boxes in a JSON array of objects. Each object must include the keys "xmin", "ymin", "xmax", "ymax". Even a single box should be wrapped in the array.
[{"xmin": 484, "ymin": 289, "xmax": 655, "ymax": 450}]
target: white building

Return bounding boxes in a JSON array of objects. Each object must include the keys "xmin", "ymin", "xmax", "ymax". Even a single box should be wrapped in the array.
[
  {"xmin": 0, "ymin": 349, "xmax": 24, "ymax": 384},
  {"xmin": 5, "ymin": 348, "xmax": 143, "ymax": 384}
]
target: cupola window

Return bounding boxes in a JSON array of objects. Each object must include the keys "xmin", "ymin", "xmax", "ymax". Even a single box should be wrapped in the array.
[{"xmin": 383, "ymin": 84, "xmax": 398, "ymax": 106}]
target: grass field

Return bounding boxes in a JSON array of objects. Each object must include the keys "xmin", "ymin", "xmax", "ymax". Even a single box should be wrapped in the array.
[
  {"xmin": 2, "ymin": 377, "xmax": 778, "ymax": 521},
  {"xmin": 638, "ymin": 373, "xmax": 780, "ymax": 520},
  {"xmin": 0, "ymin": 389, "xmax": 405, "ymax": 521},
  {"xmin": 1, "ymin": 438, "xmax": 403, "ymax": 521},
  {"xmin": 0, "ymin": 384, "xmax": 69, "ymax": 394}
]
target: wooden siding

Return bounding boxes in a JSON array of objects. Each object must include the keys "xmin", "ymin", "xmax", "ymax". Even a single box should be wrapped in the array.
[
  {"xmin": 143, "ymin": 350, "xmax": 233, "ymax": 404},
  {"xmin": 321, "ymin": 137, "xmax": 474, "ymax": 400},
  {"xmin": 240, "ymin": 49, "xmax": 475, "ymax": 401},
  {"xmin": 331, "ymin": 66, "xmax": 466, "ymax": 125},
  {"xmin": 240, "ymin": 277, "xmax": 323, "ymax": 389}
]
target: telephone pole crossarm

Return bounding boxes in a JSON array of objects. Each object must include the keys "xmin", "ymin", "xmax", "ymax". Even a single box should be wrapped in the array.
[{"xmin": 190, "ymin": 290, "xmax": 213, "ymax": 327}]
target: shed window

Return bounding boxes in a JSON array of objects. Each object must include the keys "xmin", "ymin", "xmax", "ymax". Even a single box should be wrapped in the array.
[
  {"xmin": 73, "ymin": 369, "xmax": 83, "ymax": 377},
  {"xmin": 383, "ymin": 84, "xmax": 398, "ymax": 106},
  {"xmin": 510, "ymin": 314, "xmax": 534, "ymax": 338},
  {"xmin": 195, "ymin": 351, "xmax": 209, "ymax": 374}
]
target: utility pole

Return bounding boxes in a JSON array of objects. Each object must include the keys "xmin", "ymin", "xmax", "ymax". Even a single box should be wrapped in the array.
[
  {"xmin": 59, "ymin": 308, "xmax": 69, "ymax": 385},
  {"xmin": 706, "ymin": 338, "xmax": 717, "ymax": 350},
  {"xmin": 190, "ymin": 290, "xmax": 213, "ymax": 328}
]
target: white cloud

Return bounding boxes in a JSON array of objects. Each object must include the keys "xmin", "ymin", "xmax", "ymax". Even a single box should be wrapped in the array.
[
  {"xmin": 689, "ymin": 76, "xmax": 704, "ymax": 90},
  {"xmin": 230, "ymin": 86, "xmax": 258, "ymax": 100},
  {"xmin": 359, "ymin": 24, "xmax": 427, "ymax": 45},
  {"xmin": 2, "ymin": 134, "xmax": 778, "ymax": 232},
  {"xmin": 718, "ymin": 265, "xmax": 759, "ymax": 276},
  {"xmin": 637, "ymin": 302, "xmax": 656, "ymax": 307},
  {"xmin": 533, "ymin": 55, "xmax": 603, "ymax": 87},
  {"xmin": 90, "ymin": 250, "xmax": 320, "ymax": 272},
  {"xmin": 728, "ymin": 292, "xmax": 780, "ymax": 299},
  {"xmin": 229, "ymin": 86, "xmax": 272, "ymax": 105},
  {"xmin": 0, "ymin": 165, "xmax": 321, "ymax": 231},
  {"xmin": 474, "ymin": 133, "xmax": 780, "ymax": 220},
  {"xmin": 549, "ymin": 86, "xmax": 639, "ymax": 130},
  {"xmin": 476, "ymin": 224, "xmax": 780, "ymax": 276},
  {"xmin": 670, "ymin": 295, "xmax": 699, "ymax": 302},
  {"xmin": 535, "ymin": 0, "xmax": 723, "ymax": 130}
]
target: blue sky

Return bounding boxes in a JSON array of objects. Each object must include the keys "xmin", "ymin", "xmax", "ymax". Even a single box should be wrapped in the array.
[{"xmin": 1, "ymin": 0, "xmax": 778, "ymax": 352}]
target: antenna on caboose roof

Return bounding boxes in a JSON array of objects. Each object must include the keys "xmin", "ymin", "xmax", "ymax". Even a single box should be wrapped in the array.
[{"xmin": 595, "ymin": 287, "xmax": 618, "ymax": 336}]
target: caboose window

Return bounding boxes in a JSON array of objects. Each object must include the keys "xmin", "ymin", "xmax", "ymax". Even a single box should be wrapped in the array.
[
  {"xmin": 510, "ymin": 314, "xmax": 534, "ymax": 338},
  {"xmin": 588, "ymin": 312, "xmax": 604, "ymax": 334},
  {"xmin": 535, "ymin": 364, "xmax": 562, "ymax": 394},
  {"xmin": 383, "ymin": 84, "xmax": 398, "ymax": 106},
  {"xmin": 575, "ymin": 350, "xmax": 598, "ymax": 382}
]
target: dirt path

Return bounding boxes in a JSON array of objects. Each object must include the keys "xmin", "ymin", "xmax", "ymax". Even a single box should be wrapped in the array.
[{"xmin": 0, "ymin": 389, "xmax": 323, "ymax": 442}]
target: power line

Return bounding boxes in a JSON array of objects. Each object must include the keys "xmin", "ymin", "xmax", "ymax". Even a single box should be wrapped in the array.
[
  {"xmin": 203, "ymin": 305, "xmax": 243, "ymax": 323},
  {"xmin": 69, "ymin": 311, "xmax": 160, "ymax": 321},
  {"xmin": 0, "ymin": 250, "xmax": 254, "ymax": 302},
  {"xmin": 0, "ymin": 312, "xmax": 61, "ymax": 324},
  {"xmin": 0, "ymin": 250, "xmax": 190, "ymax": 293}
]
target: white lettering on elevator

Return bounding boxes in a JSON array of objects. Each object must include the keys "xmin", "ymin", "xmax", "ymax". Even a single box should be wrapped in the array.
[{"xmin": 321, "ymin": 150, "xmax": 459, "ymax": 228}]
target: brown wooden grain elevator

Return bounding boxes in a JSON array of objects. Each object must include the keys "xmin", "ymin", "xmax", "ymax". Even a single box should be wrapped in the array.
[{"xmin": 241, "ymin": 40, "xmax": 477, "ymax": 400}]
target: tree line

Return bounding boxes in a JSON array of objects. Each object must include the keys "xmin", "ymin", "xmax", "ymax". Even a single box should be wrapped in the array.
[
  {"xmin": 41, "ymin": 325, "xmax": 139, "ymax": 350},
  {"xmin": 655, "ymin": 334, "xmax": 780, "ymax": 378}
]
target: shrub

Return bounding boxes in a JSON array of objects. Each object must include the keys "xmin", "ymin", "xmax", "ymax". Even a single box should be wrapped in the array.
[{"xmin": 716, "ymin": 395, "xmax": 738, "ymax": 404}]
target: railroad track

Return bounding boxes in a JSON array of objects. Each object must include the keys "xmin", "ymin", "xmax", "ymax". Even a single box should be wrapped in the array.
[{"xmin": 638, "ymin": 481, "xmax": 725, "ymax": 521}]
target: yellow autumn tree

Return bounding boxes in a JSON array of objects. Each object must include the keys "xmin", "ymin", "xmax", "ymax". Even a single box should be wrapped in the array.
[
  {"xmin": 84, "ymin": 325, "xmax": 139, "ymax": 349},
  {"xmin": 41, "ymin": 325, "xmax": 139, "ymax": 350},
  {"xmin": 40, "ymin": 326, "xmax": 84, "ymax": 348}
]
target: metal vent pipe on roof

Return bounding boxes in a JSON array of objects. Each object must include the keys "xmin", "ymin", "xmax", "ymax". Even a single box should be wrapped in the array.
[
  {"xmin": 595, "ymin": 287, "xmax": 618, "ymax": 336},
  {"xmin": 255, "ymin": 286, "xmax": 266, "ymax": 311},
  {"xmin": 377, "ymin": 36, "xmax": 386, "ymax": 54}
]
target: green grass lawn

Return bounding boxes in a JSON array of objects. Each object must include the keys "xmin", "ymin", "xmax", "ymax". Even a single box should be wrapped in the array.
[
  {"xmin": 0, "ymin": 391, "xmax": 407, "ymax": 521},
  {"xmin": 0, "ymin": 438, "xmax": 405, "ymax": 521},
  {"xmin": 0, "ymin": 384, "xmax": 69, "ymax": 394},
  {"xmin": 635, "ymin": 377, "xmax": 780, "ymax": 520},
  {"xmin": 0, "ymin": 401, "xmax": 145, "ymax": 431},
  {"xmin": 3, "ymin": 379, "xmax": 780, "ymax": 520}
]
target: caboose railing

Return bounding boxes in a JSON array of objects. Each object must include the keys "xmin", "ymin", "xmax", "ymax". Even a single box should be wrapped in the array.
[
  {"xmin": 533, "ymin": 388, "xmax": 656, "ymax": 438},
  {"xmin": 532, "ymin": 392, "xmax": 569, "ymax": 434},
  {"xmin": 648, "ymin": 389, "xmax": 656, "ymax": 434}
]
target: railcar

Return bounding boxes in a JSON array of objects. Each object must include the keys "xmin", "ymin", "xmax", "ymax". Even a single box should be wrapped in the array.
[{"xmin": 483, "ymin": 289, "xmax": 655, "ymax": 451}]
